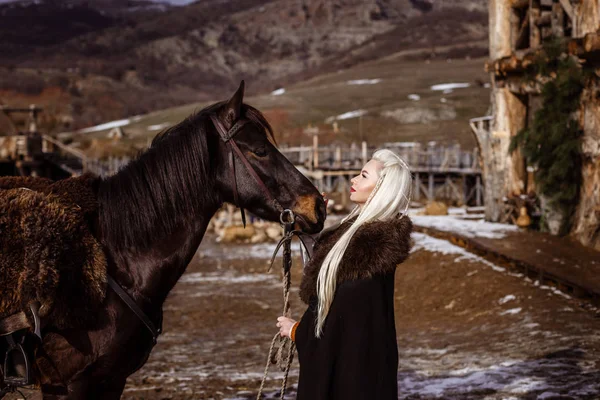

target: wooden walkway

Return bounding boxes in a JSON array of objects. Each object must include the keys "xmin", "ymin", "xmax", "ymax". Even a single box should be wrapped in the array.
[{"xmin": 415, "ymin": 222, "xmax": 600, "ymax": 305}]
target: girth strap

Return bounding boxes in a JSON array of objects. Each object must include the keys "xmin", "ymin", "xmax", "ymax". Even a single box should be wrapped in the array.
[{"xmin": 107, "ymin": 276, "xmax": 161, "ymax": 344}]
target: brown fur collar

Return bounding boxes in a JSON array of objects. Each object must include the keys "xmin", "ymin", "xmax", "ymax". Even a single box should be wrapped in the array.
[{"xmin": 299, "ymin": 215, "xmax": 413, "ymax": 304}]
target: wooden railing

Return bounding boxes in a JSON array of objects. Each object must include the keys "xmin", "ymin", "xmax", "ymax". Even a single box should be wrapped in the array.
[
  {"xmin": 280, "ymin": 141, "xmax": 481, "ymax": 173},
  {"xmin": 42, "ymin": 135, "xmax": 131, "ymax": 177}
]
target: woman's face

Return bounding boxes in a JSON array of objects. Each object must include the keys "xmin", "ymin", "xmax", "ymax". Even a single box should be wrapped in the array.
[{"xmin": 350, "ymin": 159, "xmax": 383, "ymax": 207}]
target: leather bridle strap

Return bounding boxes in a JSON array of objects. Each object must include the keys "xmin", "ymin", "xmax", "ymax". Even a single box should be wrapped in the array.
[
  {"xmin": 107, "ymin": 275, "xmax": 161, "ymax": 344},
  {"xmin": 210, "ymin": 114, "xmax": 284, "ymax": 223}
]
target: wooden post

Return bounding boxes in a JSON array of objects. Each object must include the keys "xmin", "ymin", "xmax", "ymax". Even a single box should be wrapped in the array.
[
  {"xmin": 335, "ymin": 146, "xmax": 341, "ymax": 168},
  {"xmin": 510, "ymin": 7, "xmax": 521, "ymax": 50},
  {"xmin": 312, "ymin": 134, "xmax": 319, "ymax": 170},
  {"xmin": 476, "ymin": 175, "xmax": 483, "ymax": 207},
  {"xmin": 551, "ymin": 1, "xmax": 565, "ymax": 37},
  {"xmin": 428, "ymin": 173, "xmax": 434, "ymax": 201},
  {"xmin": 361, "ymin": 141, "xmax": 368, "ymax": 166},
  {"xmin": 530, "ymin": 0, "xmax": 541, "ymax": 48},
  {"xmin": 462, "ymin": 175, "xmax": 468, "ymax": 206},
  {"xmin": 414, "ymin": 172, "xmax": 421, "ymax": 201}
]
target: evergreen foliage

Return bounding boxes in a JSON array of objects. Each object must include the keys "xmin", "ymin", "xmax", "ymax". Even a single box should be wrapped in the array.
[{"xmin": 509, "ymin": 39, "xmax": 591, "ymax": 234}]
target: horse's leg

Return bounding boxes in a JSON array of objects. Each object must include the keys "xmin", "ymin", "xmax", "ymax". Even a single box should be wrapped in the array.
[
  {"xmin": 41, "ymin": 379, "xmax": 89, "ymax": 400},
  {"xmin": 94, "ymin": 379, "xmax": 127, "ymax": 400}
]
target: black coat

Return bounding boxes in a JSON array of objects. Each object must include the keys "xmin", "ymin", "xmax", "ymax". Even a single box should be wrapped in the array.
[{"xmin": 295, "ymin": 215, "xmax": 413, "ymax": 400}]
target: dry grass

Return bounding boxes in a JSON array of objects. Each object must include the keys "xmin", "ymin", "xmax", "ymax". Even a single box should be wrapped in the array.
[{"xmin": 76, "ymin": 55, "xmax": 490, "ymax": 151}]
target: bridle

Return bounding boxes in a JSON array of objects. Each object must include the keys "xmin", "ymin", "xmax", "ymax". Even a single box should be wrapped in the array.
[
  {"xmin": 210, "ymin": 113, "xmax": 294, "ymax": 226},
  {"xmin": 106, "ymin": 113, "xmax": 297, "ymax": 347}
]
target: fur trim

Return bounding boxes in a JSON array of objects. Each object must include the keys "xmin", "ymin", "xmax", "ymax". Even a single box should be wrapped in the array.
[
  {"xmin": 0, "ymin": 185, "xmax": 107, "ymax": 330},
  {"xmin": 299, "ymin": 216, "xmax": 413, "ymax": 304}
]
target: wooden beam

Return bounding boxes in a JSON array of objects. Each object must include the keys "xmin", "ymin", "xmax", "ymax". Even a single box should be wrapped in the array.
[
  {"xmin": 583, "ymin": 32, "xmax": 600, "ymax": 53},
  {"xmin": 551, "ymin": 2, "xmax": 565, "ymax": 37},
  {"xmin": 511, "ymin": 8, "xmax": 522, "ymax": 50},
  {"xmin": 558, "ymin": 0, "xmax": 574, "ymax": 20},
  {"xmin": 536, "ymin": 11, "xmax": 552, "ymax": 26},
  {"xmin": 511, "ymin": 0, "xmax": 529, "ymax": 8},
  {"xmin": 516, "ymin": 10, "xmax": 531, "ymax": 49},
  {"xmin": 530, "ymin": 0, "xmax": 542, "ymax": 48}
]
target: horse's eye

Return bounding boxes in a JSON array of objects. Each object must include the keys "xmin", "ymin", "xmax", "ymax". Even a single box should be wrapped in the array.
[{"xmin": 253, "ymin": 147, "xmax": 268, "ymax": 157}]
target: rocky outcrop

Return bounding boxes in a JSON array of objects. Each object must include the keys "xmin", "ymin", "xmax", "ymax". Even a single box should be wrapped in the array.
[{"xmin": 0, "ymin": 0, "xmax": 488, "ymax": 130}]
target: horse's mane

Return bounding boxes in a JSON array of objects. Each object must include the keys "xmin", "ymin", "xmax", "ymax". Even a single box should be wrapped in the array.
[{"xmin": 97, "ymin": 102, "xmax": 274, "ymax": 253}]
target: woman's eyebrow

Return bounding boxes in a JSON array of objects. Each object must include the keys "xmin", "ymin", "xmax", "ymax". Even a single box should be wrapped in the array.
[{"xmin": 361, "ymin": 170, "xmax": 369, "ymax": 175}]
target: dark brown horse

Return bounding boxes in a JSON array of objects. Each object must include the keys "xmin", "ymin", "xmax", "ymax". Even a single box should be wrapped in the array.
[{"xmin": 13, "ymin": 82, "xmax": 326, "ymax": 399}]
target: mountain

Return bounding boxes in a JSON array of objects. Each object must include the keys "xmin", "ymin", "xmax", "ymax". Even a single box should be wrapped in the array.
[{"xmin": 0, "ymin": 0, "xmax": 489, "ymax": 132}]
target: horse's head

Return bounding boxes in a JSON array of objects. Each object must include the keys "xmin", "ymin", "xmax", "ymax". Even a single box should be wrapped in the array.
[{"xmin": 211, "ymin": 82, "xmax": 326, "ymax": 234}]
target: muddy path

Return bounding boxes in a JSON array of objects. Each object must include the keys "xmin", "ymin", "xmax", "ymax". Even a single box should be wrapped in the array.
[{"xmin": 8, "ymin": 232, "xmax": 600, "ymax": 399}]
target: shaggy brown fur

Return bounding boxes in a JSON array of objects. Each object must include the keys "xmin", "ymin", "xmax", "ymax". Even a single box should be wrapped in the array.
[
  {"xmin": 0, "ymin": 187, "xmax": 107, "ymax": 330},
  {"xmin": 0, "ymin": 174, "xmax": 100, "ymax": 230},
  {"xmin": 299, "ymin": 215, "xmax": 413, "ymax": 304}
]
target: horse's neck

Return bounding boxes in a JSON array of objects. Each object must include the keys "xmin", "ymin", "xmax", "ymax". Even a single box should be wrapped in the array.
[{"xmin": 117, "ymin": 205, "xmax": 219, "ymax": 308}]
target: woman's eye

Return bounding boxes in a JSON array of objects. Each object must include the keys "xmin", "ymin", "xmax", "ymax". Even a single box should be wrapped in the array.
[
  {"xmin": 254, "ymin": 148, "xmax": 268, "ymax": 157},
  {"xmin": 362, "ymin": 174, "xmax": 367, "ymax": 178}
]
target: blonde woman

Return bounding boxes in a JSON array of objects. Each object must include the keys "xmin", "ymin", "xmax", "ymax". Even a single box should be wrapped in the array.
[{"xmin": 276, "ymin": 149, "xmax": 413, "ymax": 400}]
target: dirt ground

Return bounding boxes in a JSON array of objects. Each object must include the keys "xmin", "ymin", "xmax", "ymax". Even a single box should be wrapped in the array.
[{"xmin": 8, "ymin": 230, "xmax": 600, "ymax": 400}]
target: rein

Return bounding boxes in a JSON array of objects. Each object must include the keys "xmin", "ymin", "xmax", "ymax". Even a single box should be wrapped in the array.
[{"xmin": 257, "ymin": 210, "xmax": 314, "ymax": 400}]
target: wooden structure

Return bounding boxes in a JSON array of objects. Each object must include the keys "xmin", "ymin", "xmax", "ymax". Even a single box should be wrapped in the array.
[
  {"xmin": 280, "ymin": 139, "xmax": 483, "ymax": 207},
  {"xmin": 476, "ymin": 0, "xmax": 600, "ymax": 249},
  {"xmin": 0, "ymin": 105, "xmax": 129, "ymax": 179},
  {"xmin": 0, "ymin": 106, "xmax": 482, "ymax": 206}
]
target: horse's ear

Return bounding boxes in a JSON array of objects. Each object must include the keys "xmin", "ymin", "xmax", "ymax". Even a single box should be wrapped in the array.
[{"xmin": 220, "ymin": 80, "xmax": 245, "ymax": 128}]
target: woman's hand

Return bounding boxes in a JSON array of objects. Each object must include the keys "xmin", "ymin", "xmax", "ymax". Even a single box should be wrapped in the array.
[{"xmin": 277, "ymin": 316, "xmax": 297, "ymax": 339}]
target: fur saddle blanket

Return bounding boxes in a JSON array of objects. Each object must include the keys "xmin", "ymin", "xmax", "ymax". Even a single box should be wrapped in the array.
[{"xmin": 0, "ymin": 175, "xmax": 107, "ymax": 330}]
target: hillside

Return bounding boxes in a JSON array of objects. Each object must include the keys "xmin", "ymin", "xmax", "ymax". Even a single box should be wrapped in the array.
[
  {"xmin": 0, "ymin": 0, "xmax": 489, "ymax": 133},
  {"xmin": 65, "ymin": 54, "xmax": 490, "ymax": 164}
]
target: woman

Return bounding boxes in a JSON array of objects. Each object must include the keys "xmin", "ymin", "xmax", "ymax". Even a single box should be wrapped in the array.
[{"xmin": 276, "ymin": 149, "xmax": 413, "ymax": 399}]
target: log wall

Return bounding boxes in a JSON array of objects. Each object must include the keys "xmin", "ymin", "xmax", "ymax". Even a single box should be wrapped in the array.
[{"xmin": 484, "ymin": 0, "xmax": 600, "ymax": 249}]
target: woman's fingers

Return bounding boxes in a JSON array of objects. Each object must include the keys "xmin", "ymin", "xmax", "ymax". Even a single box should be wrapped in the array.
[{"xmin": 275, "ymin": 316, "xmax": 296, "ymax": 338}]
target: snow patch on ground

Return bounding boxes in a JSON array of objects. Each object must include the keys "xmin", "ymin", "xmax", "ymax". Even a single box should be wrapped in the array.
[
  {"xmin": 179, "ymin": 271, "xmax": 276, "ymax": 285},
  {"xmin": 325, "ymin": 109, "xmax": 367, "ymax": 123},
  {"xmin": 499, "ymin": 295, "xmax": 517, "ymax": 305},
  {"xmin": 399, "ymin": 356, "xmax": 600, "ymax": 399},
  {"xmin": 412, "ymin": 232, "xmax": 506, "ymax": 272},
  {"xmin": 410, "ymin": 213, "xmax": 519, "ymax": 239},
  {"xmin": 430, "ymin": 82, "xmax": 471, "ymax": 91},
  {"xmin": 500, "ymin": 307, "xmax": 522, "ymax": 316},
  {"xmin": 347, "ymin": 79, "xmax": 381, "ymax": 85},
  {"xmin": 198, "ymin": 242, "xmax": 297, "ymax": 260},
  {"xmin": 78, "ymin": 118, "xmax": 131, "ymax": 133},
  {"xmin": 148, "ymin": 122, "xmax": 170, "ymax": 131}
]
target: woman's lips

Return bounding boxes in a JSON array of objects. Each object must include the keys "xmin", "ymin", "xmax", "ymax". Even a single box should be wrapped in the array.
[{"xmin": 350, "ymin": 187, "xmax": 356, "ymax": 193}]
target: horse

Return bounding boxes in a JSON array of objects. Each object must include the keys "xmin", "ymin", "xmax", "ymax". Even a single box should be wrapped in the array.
[{"xmin": 1, "ymin": 81, "xmax": 326, "ymax": 399}]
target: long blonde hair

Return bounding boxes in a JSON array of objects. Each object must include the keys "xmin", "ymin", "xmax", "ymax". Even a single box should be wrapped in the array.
[{"xmin": 314, "ymin": 149, "xmax": 412, "ymax": 337}]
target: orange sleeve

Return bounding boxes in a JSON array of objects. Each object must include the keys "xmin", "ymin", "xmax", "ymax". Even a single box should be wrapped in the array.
[{"xmin": 290, "ymin": 321, "xmax": 299, "ymax": 342}]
